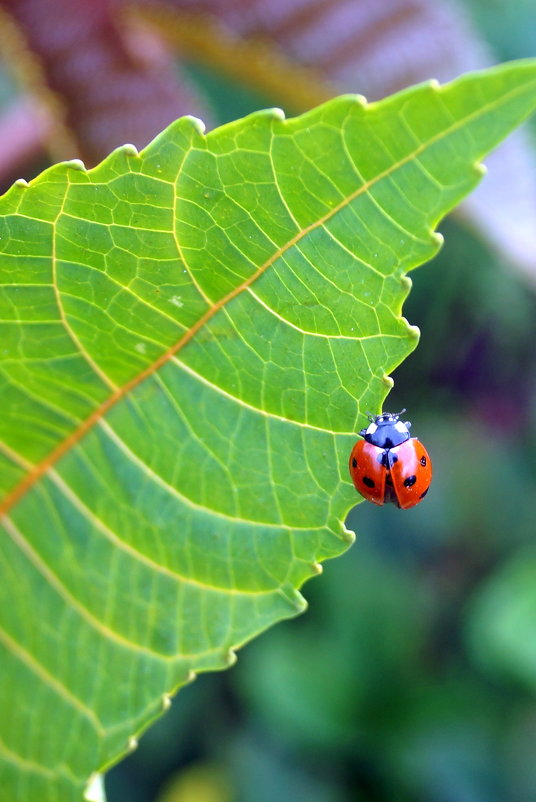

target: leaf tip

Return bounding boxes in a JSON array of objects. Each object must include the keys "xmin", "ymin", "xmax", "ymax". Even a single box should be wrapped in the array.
[
  {"xmin": 186, "ymin": 669, "xmax": 197, "ymax": 684},
  {"xmin": 341, "ymin": 524, "xmax": 356, "ymax": 544},
  {"xmin": 122, "ymin": 143, "xmax": 139, "ymax": 157},
  {"xmin": 430, "ymin": 231, "xmax": 444, "ymax": 248},
  {"xmin": 403, "ymin": 320, "xmax": 420, "ymax": 339},
  {"xmin": 293, "ymin": 590, "xmax": 308, "ymax": 613},
  {"xmin": 400, "ymin": 275, "xmax": 412, "ymax": 293},
  {"xmin": 338, "ymin": 92, "xmax": 368, "ymax": 109},
  {"xmin": 162, "ymin": 693, "xmax": 172, "ymax": 711},
  {"xmin": 186, "ymin": 115, "xmax": 206, "ymax": 136},
  {"xmin": 268, "ymin": 107, "xmax": 286, "ymax": 121},
  {"xmin": 84, "ymin": 773, "xmax": 105, "ymax": 802},
  {"xmin": 65, "ymin": 158, "xmax": 86, "ymax": 172}
]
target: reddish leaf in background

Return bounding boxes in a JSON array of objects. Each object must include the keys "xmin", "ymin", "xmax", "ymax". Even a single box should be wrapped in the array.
[
  {"xmin": 0, "ymin": 0, "xmax": 208, "ymax": 166},
  {"xmin": 0, "ymin": 97, "xmax": 53, "ymax": 180}
]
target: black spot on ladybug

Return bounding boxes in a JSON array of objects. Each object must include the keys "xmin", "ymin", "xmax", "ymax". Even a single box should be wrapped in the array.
[
  {"xmin": 352, "ymin": 458, "xmax": 357, "ymax": 468},
  {"xmin": 420, "ymin": 456, "xmax": 427, "ymax": 466},
  {"xmin": 419, "ymin": 487, "xmax": 429, "ymax": 499},
  {"xmin": 403, "ymin": 475, "xmax": 417, "ymax": 488},
  {"xmin": 362, "ymin": 476, "xmax": 375, "ymax": 488}
]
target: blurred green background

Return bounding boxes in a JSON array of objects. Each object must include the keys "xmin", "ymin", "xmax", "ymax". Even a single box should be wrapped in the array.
[
  {"xmin": 107, "ymin": 7, "xmax": 536, "ymax": 802},
  {"xmin": 2, "ymin": 0, "xmax": 536, "ymax": 800}
]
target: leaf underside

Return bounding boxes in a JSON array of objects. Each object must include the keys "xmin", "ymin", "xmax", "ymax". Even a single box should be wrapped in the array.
[{"xmin": 0, "ymin": 60, "xmax": 535, "ymax": 801}]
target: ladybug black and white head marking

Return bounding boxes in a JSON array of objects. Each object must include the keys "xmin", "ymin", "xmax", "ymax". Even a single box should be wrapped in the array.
[{"xmin": 359, "ymin": 410, "xmax": 412, "ymax": 449}]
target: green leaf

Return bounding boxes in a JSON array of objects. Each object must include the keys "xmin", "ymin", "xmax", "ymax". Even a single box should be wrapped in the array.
[{"xmin": 1, "ymin": 60, "xmax": 535, "ymax": 801}]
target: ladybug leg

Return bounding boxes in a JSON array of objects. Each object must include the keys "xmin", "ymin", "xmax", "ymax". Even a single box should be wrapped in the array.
[{"xmin": 359, "ymin": 427, "xmax": 367, "ymax": 437}]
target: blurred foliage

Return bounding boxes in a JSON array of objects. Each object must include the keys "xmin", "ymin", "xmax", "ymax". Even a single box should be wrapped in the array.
[{"xmin": 469, "ymin": 0, "xmax": 536, "ymax": 59}]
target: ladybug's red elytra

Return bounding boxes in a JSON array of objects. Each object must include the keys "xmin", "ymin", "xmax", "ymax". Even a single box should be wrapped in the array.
[{"xmin": 349, "ymin": 410, "xmax": 432, "ymax": 510}]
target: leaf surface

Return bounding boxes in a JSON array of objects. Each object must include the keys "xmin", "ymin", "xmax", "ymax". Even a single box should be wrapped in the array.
[{"xmin": 0, "ymin": 61, "xmax": 536, "ymax": 800}]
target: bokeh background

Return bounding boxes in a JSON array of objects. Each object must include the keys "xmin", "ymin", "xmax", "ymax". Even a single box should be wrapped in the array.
[{"xmin": 1, "ymin": 0, "xmax": 536, "ymax": 800}]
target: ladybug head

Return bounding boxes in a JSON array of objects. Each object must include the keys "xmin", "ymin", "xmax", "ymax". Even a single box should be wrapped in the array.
[{"xmin": 359, "ymin": 409, "xmax": 412, "ymax": 449}]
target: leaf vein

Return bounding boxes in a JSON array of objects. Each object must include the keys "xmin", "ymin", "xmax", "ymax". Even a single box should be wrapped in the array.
[
  {"xmin": 97, "ymin": 417, "xmax": 328, "ymax": 528},
  {"xmin": 172, "ymin": 356, "xmax": 355, "ymax": 434},
  {"xmin": 52, "ymin": 207, "xmax": 117, "ymax": 393},
  {"xmin": 0, "ymin": 624, "xmax": 105, "ymax": 735},
  {"xmin": 1, "ymin": 515, "xmax": 182, "ymax": 661}
]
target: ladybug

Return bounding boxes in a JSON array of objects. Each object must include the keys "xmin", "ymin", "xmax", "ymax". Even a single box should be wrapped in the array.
[{"xmin": 349, "ymin": 410, "xmax": 432, "ymax": 509}]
